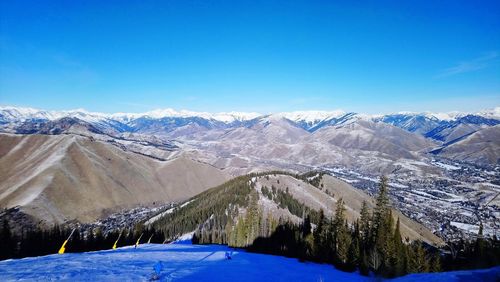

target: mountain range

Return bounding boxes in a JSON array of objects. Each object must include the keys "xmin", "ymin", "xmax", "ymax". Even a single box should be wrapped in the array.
[
  {"xmin": 0, "ymin": 105, "xmax": 499, "ymax": 241},
  {"xmin": 1, "ymin": 106, "xmax": 499, "ymax": 132},
  {"xmin": 1, "ymin": 106, "xmax": 499, "ymax": 165}
]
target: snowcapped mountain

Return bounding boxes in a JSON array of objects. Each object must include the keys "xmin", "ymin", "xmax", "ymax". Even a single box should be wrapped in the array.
[
  {"xmin": 0, "ymin": 106, "xmax": 264, "ymax": 136},
  {"xmin": 0, "ymin": 106, "xmax": 107, "ymax": 123},
  {"xmin": 424, "ymin": 115, "xmax": 500, "ymax": 143},
  {"xmin": 111, "ymin": 108, "xmax": 262, "ymax": 123},
  {"xmin": 1, "ymin": 105, "xmax": 499, "ymax": 146},
  {"xmin": 430, "ymin": 125, "xmax": 500, "ymax": 164},
  {"xmin": 2, "ymin": 105, "xmax": 498, "ymax": 124},
  {"xmin": 372, "ymin": 113, "xmax": 445, "ymax": 134},
  {"xmin": 0, "ymin": 106, "xmax": 260, "ymax": 124},
  {"xmin": 275, "ymin": 110, "xmax": 346, "ymax": 131},
  {"xmin": 477, "ymin": 106, "xmax": 500, "ymax": 119}
]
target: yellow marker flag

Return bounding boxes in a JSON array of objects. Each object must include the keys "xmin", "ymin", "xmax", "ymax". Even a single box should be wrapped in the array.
[
  {"xmin": 113, "ymin": 232, "xmax": 122, "ymax": 250},
  {"xmin": 58, "ymin": 240, "xmax": 68, "ymax": 254},
  {"xmin": 58, "ymin": 228, "xmax": 76, "ymax": 254},
  {"xmin": 135, "ymin": 233, "xmax": 143, "ymax": 248}
]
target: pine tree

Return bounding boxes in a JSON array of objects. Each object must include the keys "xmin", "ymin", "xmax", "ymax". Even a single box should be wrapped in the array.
[
  {"xmin": 474, "ymin": 222, "xmax": 486, "ymax": 267},
  {"xmin": 373, "ymin": 176, "xmax": 390, "ymax": 236},
  {"xmin": 337, "ymin": 221, "xmax": 351, "ymax": 265},
  {"xmin": 333, "ymin": 199, "xmax": 350, "ymax": 265},
  {"xmin": 347, "ymin": 234, "xmax": 360, "ymax": 271},
  {"xmin": 359, "ymin": 201, "xmax": 371, "ymax": 246},
  {"xmin": 381, "ymin": 210, "xmax": 396, "ymax": 274},
  {"xmin": 372, "ymin": 176, "xmax": 395, "ymax": 274},
  {"xmin": 393, "ymin": 218, "xmax": 402, "ymax": 250},
  {"xmin": 302, "ymin": 214, "xmax": 312, "ymax": 237},
  {"xmin": 359, "ymin": 250, "xmax": 370, "ymax": 276},
  {"xmin": 369, "ymin": 248, "xmax": 382, "ymax": 272},
  {"xmin": 430, "ymin": 252, "xmax": 441, "ymax": 272},
  {"xmin": 235, "ymin": 217, "xmax": 246, "ymax": 247},
  {"xmin": 94, "ymin": 228, "xmax": 104, "ymax": 250},
  {"xmin": 246, "ymin": 193, "xmax": 260, "ymax": 244},
  {"xmin": 409, "ymin": 242, "xmax": 430, "ymax": 273},
  {"xmin": 313, "ymin": 209, "xmax": 327, "ymax": 261},
  {"xmin": 0, "ymin": 219, "xmax": 14, "ymax": 260},
  {"xmin": 392, "ymin": 217, "xmax": 405, "ymax": 276}
]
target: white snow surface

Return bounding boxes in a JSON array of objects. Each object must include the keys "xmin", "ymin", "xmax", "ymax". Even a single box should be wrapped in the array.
[
  {"xmin": 0, "ymin": 106, "xmax": 261, "ymax": 124},
  {"xmin": 392, "ymin": 111, "xmax": 465, "ymax": 121},
  {"xmin": 433, "ymin": 162, "xmax": 461, "ymax": 171},
  {"xmin": 130, "ymin": 109, "xmax": 262, "ymax": 123},
  {"xmin": 276, "ymin": 110, "xmax": 346, "ymax": 123},
  {"xmin": 0, "ymin": 243, "xmax": 368, "ymax": 282},
  {"xmin": 145, "ymin": 200, "xmax": 195, "ymax": 225},
  {"xmin": 0, "ymin": 241, "xmax": 499, "ymax": 281},
  {"xmin": 477, "ymin": 106, "xmax": 500, "ymax": 119},
  {"xmin": 3, "ymin": 105, "xmax": 498, "ymax": 125}
]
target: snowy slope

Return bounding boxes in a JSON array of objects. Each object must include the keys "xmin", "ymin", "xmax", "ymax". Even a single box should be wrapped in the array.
[
  {"xmin": 0, "ymin": 243, "xmax": 369, "ymax": 282},
  {"xmin": 389, "ymin": 267, "xmax": 500, "ymax": 282},
  {"xmin": 0, "ymin": 241, "xmax": 498, "ymax": 281},
  {"xmin": 275, "ymin": 110, "xmax": 346, "ymax": 130}
]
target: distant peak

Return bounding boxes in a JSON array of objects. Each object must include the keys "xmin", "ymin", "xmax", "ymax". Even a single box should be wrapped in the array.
[
  {"xmin": 1, "ymin": 105, "xmax": 499, "ymax": 124},
  {"xmin": 276, "ymin": 110, "xmax": 346, "ymax": 123}
]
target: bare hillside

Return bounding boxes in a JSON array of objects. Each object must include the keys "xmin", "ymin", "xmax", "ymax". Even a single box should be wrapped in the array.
[
  {"xmin": 0, "ymin": 134, "xmax": 229, "ymax": 225},
  {"xmin": 434, "ymin": 125, "xmax": 500, "ymax": 164}
]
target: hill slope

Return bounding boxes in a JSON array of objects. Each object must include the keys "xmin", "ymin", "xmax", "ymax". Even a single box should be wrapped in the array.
[
  {"xmin": 431, "ymin": 125, "xmax": 500, "ymax": 164},
  {"xmin": 0, "ymin": 134, "xmax": 229, "ymax": 225},
  {"xmin": 151, "ymin": 172, "xmax": 443, "ymax": 246}
]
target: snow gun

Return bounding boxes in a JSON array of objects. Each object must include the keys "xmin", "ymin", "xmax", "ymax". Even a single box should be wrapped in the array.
[
  {"xmin": 135, "ymin": 233, "xmax": 144, "ymax": 248},
  {"xmin": 112, "ymin": 232, "xmax": 122, "ymax": 250},
  {"xmin": 58, "ymin": 228, "xmax": 76, "ymax": 254}
]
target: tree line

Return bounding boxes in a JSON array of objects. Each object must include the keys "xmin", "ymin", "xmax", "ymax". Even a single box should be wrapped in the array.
[{"xmin": 0, "ymin": 220, "xmax": 165, "ymax": 260}]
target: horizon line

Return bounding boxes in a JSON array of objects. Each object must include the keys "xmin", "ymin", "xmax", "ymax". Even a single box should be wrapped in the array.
[{"xmin": 1, "ymin": 104, "xmax": 499, "ymax": 118}]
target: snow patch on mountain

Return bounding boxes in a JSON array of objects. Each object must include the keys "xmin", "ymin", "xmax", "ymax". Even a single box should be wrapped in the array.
[
  {"xmin": 0, "ymin": 106, "xmax": 261, "ymax": 124},
  {"xmin": 477, "ymin": 106, "xmax": 500, "ymax": 119},
  {"xmin": 277, "ymin": 110, "xmax": 346, "ymax": 123},
  {"xmin": 120, "ymin": 108, "xmax": 262, "ymax": 123}
]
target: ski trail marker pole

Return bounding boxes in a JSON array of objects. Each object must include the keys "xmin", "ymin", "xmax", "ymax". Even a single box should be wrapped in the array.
[
  {"xmin": 58, "ymin": 228, "xmax": 76, "ymax": 254},
  {"xmin": 135, "ymin": 233, "xmax": 143, "ymax": 248},
  {"xmin": 113, "ymin": 231, "xmax": 122, "ymax": 250}
]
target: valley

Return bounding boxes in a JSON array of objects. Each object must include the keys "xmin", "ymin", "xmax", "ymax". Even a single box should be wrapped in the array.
[{"xmin": 0, "ymin": 106, "xmax": 499, "ymax": 244}]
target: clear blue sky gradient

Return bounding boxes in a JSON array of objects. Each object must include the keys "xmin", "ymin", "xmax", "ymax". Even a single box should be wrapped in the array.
[{"xmin": 1, "ymin": 0, "xmax": 499, "ymax": 113}]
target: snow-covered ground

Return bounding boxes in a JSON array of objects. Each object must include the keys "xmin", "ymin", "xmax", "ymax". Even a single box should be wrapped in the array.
[
  {"xmin": 0, "ymin": 241, "xmax": 498, "ymax": 281},
  {"xmin": 0, "ymin": 243, "xmax": 368, "ymax": 281},
  {"xmin": 145, "ymin": 201, "xmax": 194, "ymax": 225},
  {"xmin": 432, "ymin": 162, "xmax": 461, "ymax": 171}
]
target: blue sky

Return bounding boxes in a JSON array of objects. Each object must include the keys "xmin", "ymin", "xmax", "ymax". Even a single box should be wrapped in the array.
[{"xmin": 0, "ymin": 0, "xmax": 499, "ymax": 114}]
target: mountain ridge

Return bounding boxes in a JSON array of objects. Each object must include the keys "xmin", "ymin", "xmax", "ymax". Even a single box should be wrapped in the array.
[
  {"xmin": 0, "ymin": 133, "xmax": 230, "ymax": 225},
  {"xmin": 2, "ymin": 105, "xmax": 498, "ymax": 125},
  {"xmin": 2, "ymin": 106, "xmax": 499, "ymax": 149}
]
